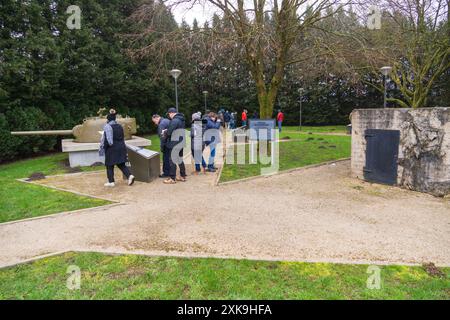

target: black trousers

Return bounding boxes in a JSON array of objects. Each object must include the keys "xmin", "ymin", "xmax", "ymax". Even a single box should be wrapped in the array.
[
  {"xmin": 168, "ymin": 147, "xmax": 186, "ymax": 180},
  {"xmin": 106, "ymin": 163, "xmax": 131, "ymax": 183},
  {"xmin": 162, "ymin": 145, "xmax": 170, "ymax": 176}
]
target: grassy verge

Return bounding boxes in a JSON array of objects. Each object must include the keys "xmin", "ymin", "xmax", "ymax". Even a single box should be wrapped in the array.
[
  {"xmin": 0, "ymin": 154, "xmax": 111, "ymax": 223},
  {"xmin": 220, "ymin": 133, "xmax": 351, "ymax": 183},
  {"xmin": 283, "ymin": 125, "xmax": 348, "ymax": 134},
  {"xmin": 0, "ymin": 252, "xmax": 448, "ymax": 299}
]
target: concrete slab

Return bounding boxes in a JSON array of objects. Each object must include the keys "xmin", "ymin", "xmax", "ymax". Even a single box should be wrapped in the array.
[{"xmin": 62, "ymin": 136, "xmax": 151, "ymax": 167}]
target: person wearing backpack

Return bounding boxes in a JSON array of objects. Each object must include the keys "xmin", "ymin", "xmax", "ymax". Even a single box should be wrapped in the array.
[{"xmin": 99, "ymin": 109, "xmax": 135, "ymax": 187}]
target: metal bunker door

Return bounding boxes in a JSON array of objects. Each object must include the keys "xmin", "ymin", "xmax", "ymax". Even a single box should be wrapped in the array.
[{"xmin": 363, "ymin": 129, "xmax": 400, "ymax": 185}]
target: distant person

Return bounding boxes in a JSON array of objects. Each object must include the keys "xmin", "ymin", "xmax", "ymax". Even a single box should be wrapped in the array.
[
  {"xmin": 241, "ymin": 109, "xmax": 248, "ymax": 128},
  {"xmin": 205, "ymin": 112, "xmax": 221, "ymax": 172},
  {"xmin": 230, "ymin": 112, "xmax": 236, "ymax": 129},
  {"xmin": 152, "ymin": 114, "xmax": 170, "ymax": 178},
  {"xmin": 277, "ymin": 110, "xmax": 284, "ymax": 132},
  {"xmin": 224, "ymin": 110, "xmax": 231, "ymax": 129},
  {"xmin": 99, "ymin": 109, "xmax": 135, "ymax": 187},
  {"xmin": 218, "ymin": 109, "xmax": 225, "ymax": 127},
  {"xmin": 252, "ymin": 111, "xmax": 259, "ymax": 119},
  {"xmin": 191, "ymin": 112, "xmax": 206, "ymax": 174},
  {"xmin": 163, "ymin": 108, "xmax": 187, "ymax": 184}
]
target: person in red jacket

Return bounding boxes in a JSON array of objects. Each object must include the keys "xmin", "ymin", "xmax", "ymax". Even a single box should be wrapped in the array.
[
  {"xmin": 277, "ymin": 110, "xmax": 284, "ymax": 132},
  {"xmin": 241, "ymin": 109, "xmax": 248, "ymax": 128}
]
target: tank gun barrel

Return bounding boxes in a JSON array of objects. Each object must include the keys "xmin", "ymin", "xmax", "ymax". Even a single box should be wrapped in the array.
[{"xmin": 11, "ymin": 130, "xmax": 73, "ymax": 136}]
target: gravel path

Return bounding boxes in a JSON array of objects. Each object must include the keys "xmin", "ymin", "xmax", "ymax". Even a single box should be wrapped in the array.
[{"xmin": 1, "ymin": 160, "xmax": 449, "ymax": 268}]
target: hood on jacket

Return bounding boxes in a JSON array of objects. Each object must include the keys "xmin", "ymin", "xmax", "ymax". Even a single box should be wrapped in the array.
[{"xmin": 172, "ymin": 113, "xmax": 185, "ymax": 125}]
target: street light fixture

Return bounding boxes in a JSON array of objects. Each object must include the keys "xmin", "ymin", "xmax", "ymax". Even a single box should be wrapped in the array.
[
  {"xmin": 380, "ymin": 66, "xmax": 392, "ymax": 108},
  {"xmin": 203, "ymin": 91, "xmax": 208, "ymax": 114},
  {"xmin": 170, "ymin": 69, "xmax": 182, "ymax": 112}
]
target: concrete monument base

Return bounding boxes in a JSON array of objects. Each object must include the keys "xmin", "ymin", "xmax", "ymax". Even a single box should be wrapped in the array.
[{"xmin": 62, "ymin": 136, "xmax": 151, "ymax": 168}]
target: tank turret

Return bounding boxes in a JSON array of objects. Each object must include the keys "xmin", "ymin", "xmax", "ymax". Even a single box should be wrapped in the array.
[{"xmin": 11, "ymin": 115, "xmax": 138, "ymax": 143}]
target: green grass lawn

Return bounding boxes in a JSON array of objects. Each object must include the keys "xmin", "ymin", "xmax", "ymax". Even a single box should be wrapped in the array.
[
  {"xmin": 220, "ymin": 133, "xmax": 351, "ymax": 183},
  {"xmin": 283, "ymin": 125, "xmax": 348, "ymax": 134},
  {"xmin": 0, "ymin": 252, "xmax": 448, "ymax": 300},
  {"xmin": 0, "ymin": 154, "xmax": 110, "ymax": 223},
  {"xmin": 143, "ymin": 134, "xmax": 161, "ymax": 152}
]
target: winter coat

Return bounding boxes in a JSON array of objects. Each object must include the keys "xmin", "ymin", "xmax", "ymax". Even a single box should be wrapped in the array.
[
  {"xmin": 204, "ymin": 116, "xmax": 221, "ymax": 146},
  {"xmin": 165, "ymin": 113, "xmax": 186, "ymax": 149},
  {"xmin": 277, "ymin": 112, "xmax": 284, "ymax": 122},
  {"xmin": 224, "ymin": 112, "xmax": 231, "ymax": 122},
  {"xmin": 104, "ymin": 123, "xmax": 128, "ymax": 166},
  {"xmin": 191, "ymin": 120, "xmax": 205, "ymax": 151},
  {"xmin": 157, "ymin": 117, "xmax": 170, "ymax": 150}
]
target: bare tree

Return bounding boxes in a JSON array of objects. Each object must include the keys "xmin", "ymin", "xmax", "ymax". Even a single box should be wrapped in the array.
[
  {"xmin": 128, "ymin": 0, "xmax": 346, "ymax": 118},
  {"xmin": 353, "ymin": 0, "xmax": 449, "ymax": 108}
]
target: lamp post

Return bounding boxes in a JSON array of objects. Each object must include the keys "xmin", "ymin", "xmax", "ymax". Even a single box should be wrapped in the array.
[
  {"xmin": 380, "ymin": 66, "xmax": 392, "ymax": 108},
  {"xmin": 170, "ymin": 69, "xmax": 182, "ymax": 112},
  {"xmin": 203, "ymin": 90, "xmax": 208, "ymax": 114},
  {"xmin": 298, "ymin": 88, "xmax": 304, "ymax": 131}
]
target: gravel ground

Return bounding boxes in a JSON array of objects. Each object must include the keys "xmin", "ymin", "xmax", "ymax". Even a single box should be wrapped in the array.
[{"xmin": 0, "ymin": 160, "xmax": 449, "ymax": 268}]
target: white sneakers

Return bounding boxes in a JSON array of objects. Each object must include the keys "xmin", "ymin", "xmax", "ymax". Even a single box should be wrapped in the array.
[{"xmin": 104, "ymin": 175, "xmax": 135, "ymax": 187}]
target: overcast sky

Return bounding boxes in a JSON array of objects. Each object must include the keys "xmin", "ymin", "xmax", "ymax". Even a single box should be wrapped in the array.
[{"xmin": 171, "ymin": 2, "xmax": 216, "ymax": 25}]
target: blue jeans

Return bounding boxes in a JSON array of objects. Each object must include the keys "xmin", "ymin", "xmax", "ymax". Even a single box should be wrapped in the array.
[
  {"xmin": 242, "ymin": 120, "xmax": 247, "ymax": 128},
  {"xmin": 162, "ymin": 145, "xmax": 170, "ymax": 176},
  {"xmin": 208, "ymin": 145, "xmax": 216, "ymax": 168},
  {"xmin": 192, "ymin": 147, "xmax": 206, "ymax": 171},
  {"xmin": 278, "ymin": 121, "xmax": 282, "ymax": 132}
]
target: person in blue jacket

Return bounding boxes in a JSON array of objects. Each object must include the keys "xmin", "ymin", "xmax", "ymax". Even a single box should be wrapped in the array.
[
  {"xmin": 223, "ymin": 110, "xmax": 231, "ymax": 129},
  {"xmin": 163, "ymin": 108, "xmax": 187, "ymax": 184},
  {"xmin": 204, "ymin": 111, "xmax": 221, "ymax": 172},
  {"xmin": 152, "ymin": 114, "xmax": 171, "ymax": 178}
]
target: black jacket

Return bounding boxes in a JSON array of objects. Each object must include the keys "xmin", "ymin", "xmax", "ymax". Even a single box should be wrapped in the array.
[
  {"xmin": 104, "ymin": 123, "xmax": 128, "ymax": 166},
  {"xmin": 166, "ymin": 113, "xmax": 186, "ymax": 149}
]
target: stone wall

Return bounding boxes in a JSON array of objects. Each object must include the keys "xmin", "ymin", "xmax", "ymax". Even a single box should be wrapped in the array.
[{"xmin": 351, "ymin": 108, "xmax": 450, "ymax": 196}]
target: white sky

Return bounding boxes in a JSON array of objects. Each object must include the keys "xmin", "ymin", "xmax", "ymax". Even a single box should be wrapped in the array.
[{"xmin": 171, "ymin": 2, "xmax": 217, "ymax": 25}]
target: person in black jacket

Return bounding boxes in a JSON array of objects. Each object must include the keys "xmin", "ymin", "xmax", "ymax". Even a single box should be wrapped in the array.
[
  {"xmin": 163, "ymin": 108, "xmax": 187, "ymax": 184},
  {"xmin": 99, "ymin": 109, "xmax": 135, "ymax": 187},
  {"xmin": 152, "ymin": 114, "xmax": 171, "ymax": 178}
]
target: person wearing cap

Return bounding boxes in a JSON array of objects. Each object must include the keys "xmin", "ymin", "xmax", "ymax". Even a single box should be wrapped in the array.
[
  {"xmin": 191, "ymin": 112, "xmax": 207, "ymax": 174},
  {"xmin": 99, "ymin": 109, "xmax": 135, "ymax": 187},
  {"xmin": 152, "ymin": 114, "xmax": 171, "ymax": 178},
  {"xmin": 164, "ymin": 107, "xmax": 187, "ymax": 184}
]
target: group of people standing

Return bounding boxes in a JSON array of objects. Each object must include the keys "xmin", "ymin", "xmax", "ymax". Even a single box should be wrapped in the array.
[
  {"xmin": 152, "ymin": 108, "xmax": 222, "ymax": 184},
  {"xmin": 241, "ymin": 109, "xmax": 284, "ymax": 132},
  {"xmin": 100, "ymin": 107, "xmax": 285, "ymax": 187}
]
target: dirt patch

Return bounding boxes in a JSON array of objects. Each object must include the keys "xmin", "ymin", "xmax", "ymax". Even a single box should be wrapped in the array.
[
  {"xmin": 66, "ymin": 167, "xmax": 83, "ymax": 173},
  {"xmin": 27, "ymin": 172, "xmax": 46, "ymax": 181},
  {"xmin": 91, "ymin": 162, "xmax": 104, "ymax": 167},
  {"xmin": 422, "ymin": 262, "xmax": 446, "ymax": 278}
]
